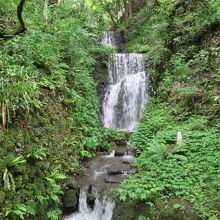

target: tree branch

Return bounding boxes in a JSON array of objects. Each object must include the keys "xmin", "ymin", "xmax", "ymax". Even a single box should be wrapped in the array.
[
  {"xmin": 15, "ymin": 0, "xmax": 26, "ymax": 35},
  {"xmin": 98, "ymin": 0, "xmax": 118, "ymax": 28}
]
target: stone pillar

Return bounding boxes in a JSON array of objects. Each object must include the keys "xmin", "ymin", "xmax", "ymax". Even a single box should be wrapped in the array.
[{"xmin": 176, "ymin": 131, "xmax": 183, "ymax": 145}]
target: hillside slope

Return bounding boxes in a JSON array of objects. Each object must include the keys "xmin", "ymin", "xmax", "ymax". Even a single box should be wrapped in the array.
[
  {"xmin": 0, "ymin": 1, "xmax": 122, "ymax": 219},
  {"xmin": 116, "ymin": 0, "xmax": 220, "ymax": 219}
]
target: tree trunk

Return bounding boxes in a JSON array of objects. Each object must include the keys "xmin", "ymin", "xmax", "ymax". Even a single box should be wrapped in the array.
[
  {"xmin": 43, "ymin": 0, "xmax": 49, "ymax": 24},
  {"xmin": 15, "ymin": 0, "xmax": 26, "ymax": 34},
  {"xmin": 98, "ymin": 0, "xmax": 119, "ymax": 28},
  {"xmin": 2, "ymin": 102, "xmax": 7, "ymax": 130},
  {"xmin": 57, "ymin": 0, "xmax": 62, "ymax": 5},
  {"xmin": 128, "ymin": 1, "xmax": 133, "ymax": 18},
  {"xmin": 123, "ymin": 0, "xmax": 129, "ymax": 23}
]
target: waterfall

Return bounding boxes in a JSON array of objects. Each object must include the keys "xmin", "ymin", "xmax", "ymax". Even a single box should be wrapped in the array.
[
  {"xmin": 102, "ymin": 32, "xmax": 148, "ymax": 131},
  {"xmin": 102, "ymin": 31, "xmax": 118, "ymax": 48},
  {"xmin": 63, "ymin": 31, "xmax": 147, "ymax": 220},
  {"xmin": 64, "ymin": 188, "xmax": 115, "ymax": 220},
  {"xmin": 105, "ymin": 149, "xmax": 115, "ymax": 158}
]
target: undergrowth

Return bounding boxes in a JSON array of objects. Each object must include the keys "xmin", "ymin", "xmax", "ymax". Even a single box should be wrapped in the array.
[
  {"xmin": 116, "ymin": 103, "xmax": 220, "ymax": 219},
  {"xmin": 116, "ymin": 0, "xmax": 220, "ymax": 218},
  {"xmin": 0, "ymin": 1, "xmax": 118, "ymax": 219}
]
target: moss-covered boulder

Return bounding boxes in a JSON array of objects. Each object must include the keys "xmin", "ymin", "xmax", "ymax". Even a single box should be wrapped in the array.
[{"xmin": 63, "ymin": 189, "xmax": 78, "ymax": 212}]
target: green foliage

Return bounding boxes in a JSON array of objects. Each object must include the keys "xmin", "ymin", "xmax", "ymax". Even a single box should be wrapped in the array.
[
  {"xmin": 124, "ymin": 0, "xmax": 220, "ymax": 121},
  {"xmin": 5, "ymin": 204, "xmax": 27, "ymax": 220},
  {"xmin": 47, "ymin": 209, "xmax": 62, "ymax": 220},
  {"xmin": 100, "ymin": 128, "xmax": 128, "ymax": 152},
  {"xmin": 116, "ymin": 103, "xmax": 220, "ymax": 218},
  {"xmin": 138, "ymin": 216, "xmax": 149, "ymax": 220},
  {"xmin": 27, "ymin": 148, "xmax": 46, "ymax": 161},
  {"xmin": 0, "ymin": 0, "xmax": 108, "ymax": 219},
  {"xmin": 121, "ymin": 10, "xmax": 220, "ymax": 220},
  {"xmin": 3, "ymin": 168, "xmax": 16, "ymax": 192},
  {"xmin": 0, "ymin": 0, "xmax": 219, "ymax": 219}
]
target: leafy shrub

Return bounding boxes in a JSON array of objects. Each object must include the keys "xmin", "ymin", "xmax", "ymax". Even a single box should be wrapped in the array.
[
  {"xmin": 117, "ymin": 103, "xmax": 220, "ymax": 218},
  {"xmin": 0, "ymin": 1, "xmax": 107, "ymax": 219}
]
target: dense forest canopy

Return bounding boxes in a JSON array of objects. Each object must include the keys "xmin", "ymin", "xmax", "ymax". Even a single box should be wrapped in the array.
[{"xmin": 0, "ymin": 0, "xmax": 220, "ymax": 219}]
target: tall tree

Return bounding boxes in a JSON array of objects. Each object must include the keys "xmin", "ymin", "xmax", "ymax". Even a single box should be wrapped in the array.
[{"xmin": 98, "ymin": 0, "xmax": 119, "ymax": 28}]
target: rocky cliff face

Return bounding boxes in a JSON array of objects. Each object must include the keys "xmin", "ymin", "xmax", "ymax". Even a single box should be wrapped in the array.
[
  {"xmin": 93, "ymin": 31, "xmax": 125, "ymax": 125},
  {"xmin": 93, "ymin": 60, "xmax": 109, "ymax": 125}
]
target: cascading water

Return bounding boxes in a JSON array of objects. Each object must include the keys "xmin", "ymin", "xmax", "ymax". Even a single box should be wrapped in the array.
[
  {"xmin": 63, "ymin": 31, "xmax": 146, "ymax": 220},
  {"xmin": 102, "ymin": 31, "xmax": 118, "ymax": 48},
  {"xmin": 102, "ymin": 34, "xmax": 147, "ymax": 131},
  {"xmin": 64, "ymin": 188, "xmax": 114, "ymax": 220}
]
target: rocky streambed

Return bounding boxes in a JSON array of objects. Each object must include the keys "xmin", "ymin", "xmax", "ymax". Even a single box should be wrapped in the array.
[
  {"xmin": 62, "ymin": 143, "xmax": 201, "ymax": 220},
  {"xmin": 62, "ymin": 145, "xmax": 136, "ymax": 220}
]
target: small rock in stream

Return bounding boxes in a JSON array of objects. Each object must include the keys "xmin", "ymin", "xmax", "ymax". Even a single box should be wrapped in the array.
[
  {"xmin": 96, "ymin": 151, "xmax": 108, "ymax": 155},
  {"xmin": 87, "ymin": 184, "xmax": 96, "ymax": 208},
  {"xmin": 104, "ymin": 177, "xmax": 122, "ymax": 184},
  {"xmin": 122, "ymin": 160, "xmax": 131, "ymax": 164},
  {"xmin": 79, "ymin": 165, "xmax": 86, "ymax": 172},
  {"xmin": 114, "ymin": 147, "xmax": 127, "ymax": 157},
  {"xmin": 107, "ymin": 168, "xmax": 124, "ymax": 175}
]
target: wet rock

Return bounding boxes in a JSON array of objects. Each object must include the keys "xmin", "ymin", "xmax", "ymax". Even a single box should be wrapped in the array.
[
  {"xmin": 79, "ymin": 165, "xmax": 87, "ymax": 174},
  {"xmin": 73, "ymin": 169, "xmax": 80, "ymax": 176},
  {"xmin": 72, "ymin": 172, "xmax": 79, "ymax": 177},
  {"xmin": 63, "ymin": 189, "xmax": 78, "ymax": 212},
  {"xmin": 93, "ymin": 61, "xmax": 109, "ymax": 84},
  {"xmin": 107, "ymin": 168, "xmax": 124, "ymax": 175},
  {"xmin": 87, "ymin": 185, "xmax": 96, "ymax": 208},
  {"xmin": 65, "ymin": 178, "xmax": 80, "ymax": 190},
  {"xmin": 92, "ymin": 59, "xmax": 109, "ymax": 122},
  {"xmin": 104, "ymin": 177, "xmax": 122, "ymax": 184},
  {"xmin": 96, "ymin": 150, "xmax": 108, "ymax": 155},
  {"xmin": 128, "ymin": 169, "xmax": 137, "ymax": 174},
  {"xmin": 113, "ymin": 201, "xmax": 148, "ymax": 220},
  {"xmin": 122, "ymin": 160, "xmax": 131, "ymax": 164},
  {"xmin": 114, "ymin": 147, "xmax": 127, "ymax": 156}
]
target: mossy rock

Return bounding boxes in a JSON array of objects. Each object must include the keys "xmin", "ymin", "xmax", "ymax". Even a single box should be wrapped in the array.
[
  {"xmin": 63, "ymin": 189, "xmax": 78, "ymax": 211},
  {"xmin": 113, "ymin": 201, "xmax": 148, "ymax": 220}
]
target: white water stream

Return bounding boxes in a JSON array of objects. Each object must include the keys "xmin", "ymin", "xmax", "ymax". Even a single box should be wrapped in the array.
[
  {"xmin": 102, "ymin": 31, "xmax": 118, "ymax": 48},
  {"xmin": 63, "ymin": 31, "xmax": 147, "ymax": 220},
  {"xmin": 102, "ymin": 35, "xmax": 148, "ymax": 131},
  {"xmin": 64, "ymin": 188, "xmax": 115, "ymax": 220}
]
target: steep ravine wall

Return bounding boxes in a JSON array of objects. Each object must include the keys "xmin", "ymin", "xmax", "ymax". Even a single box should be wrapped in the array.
[
  {"xmin": 93, "ymin": 59, "xmax": 109, "ymax": 125},
  {"xmin": 93, "ymin": 31, "xmax": 125, "ymax": 125}
]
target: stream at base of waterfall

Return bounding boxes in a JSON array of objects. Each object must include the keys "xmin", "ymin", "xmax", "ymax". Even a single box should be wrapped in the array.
[
  {"xmin": 64, "ymin": 188, "xmax": 115, "ymax": 220},
  {"xmin": 63, "ymin": 31, "xmax": 148, "ymax": 220},
  {"xmin": 63, "ymin": 147, "xmax": 135, "ymax": 220}
]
